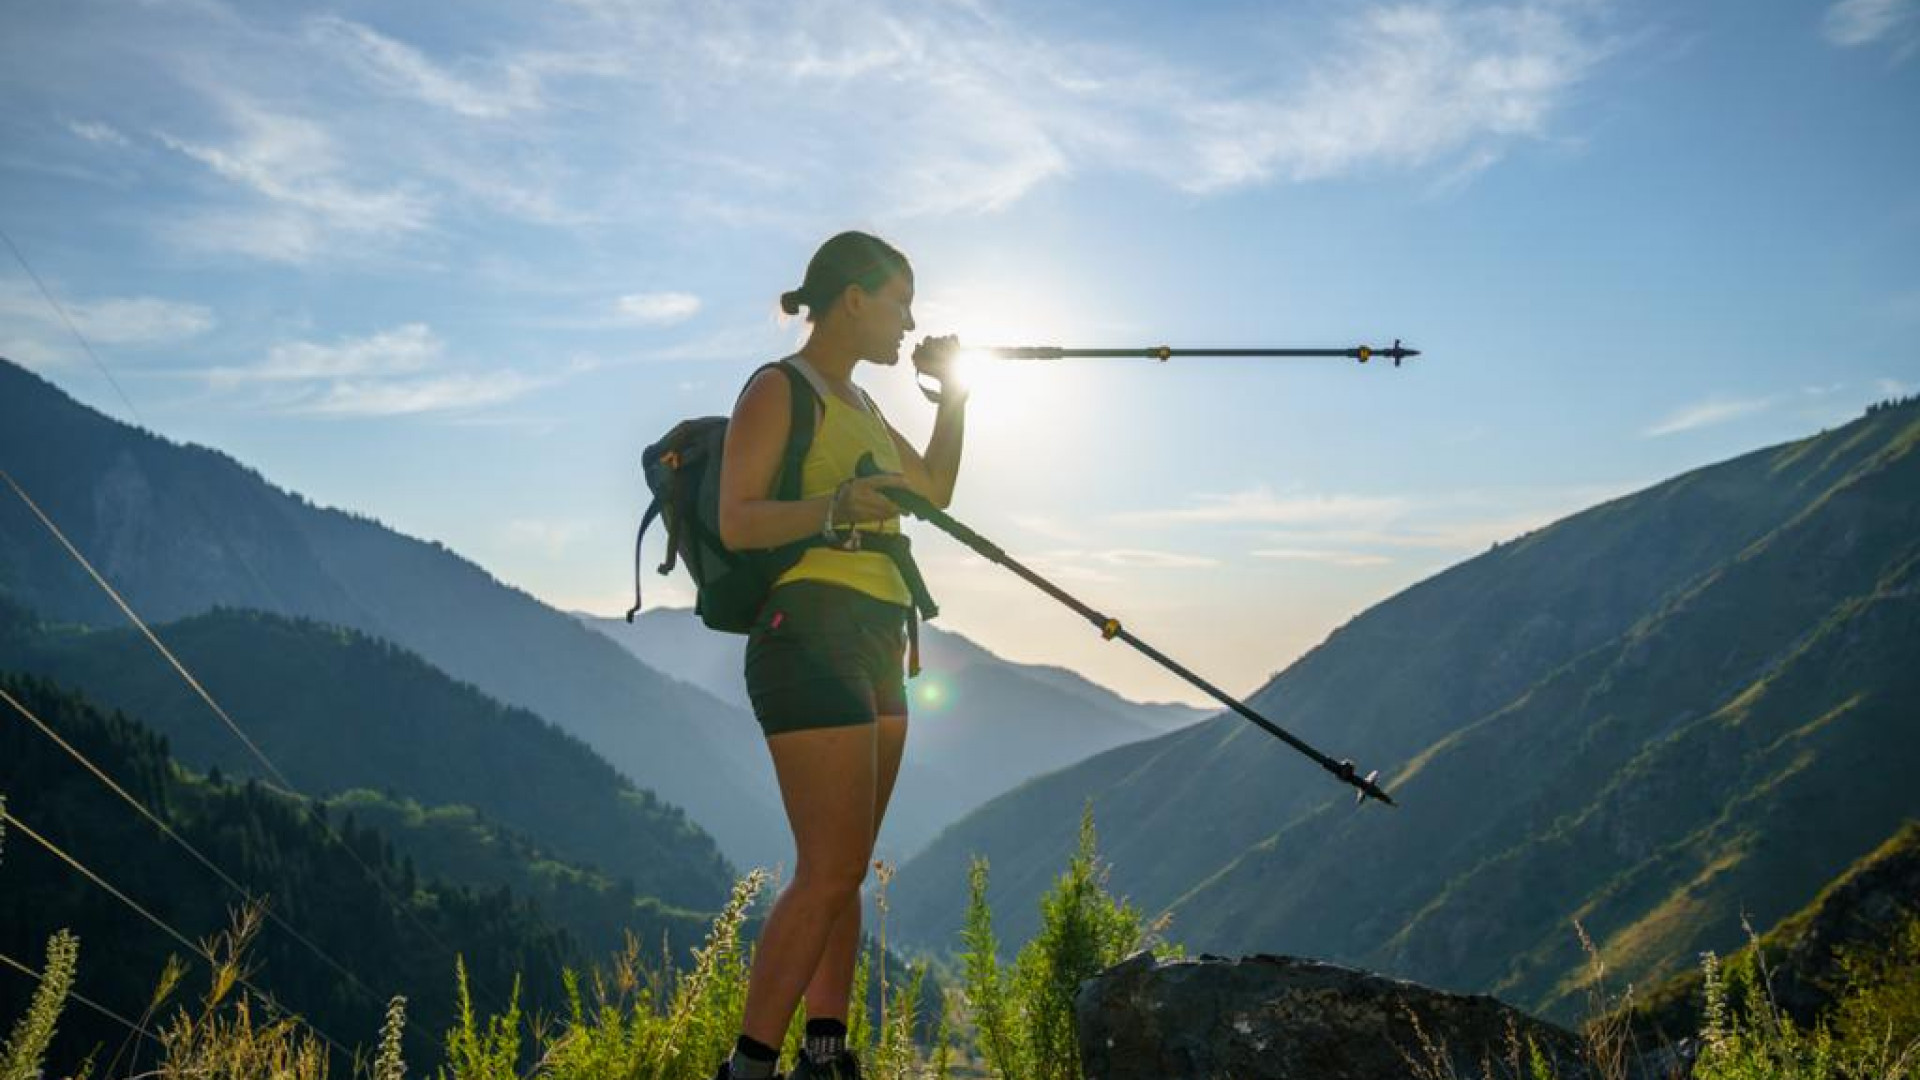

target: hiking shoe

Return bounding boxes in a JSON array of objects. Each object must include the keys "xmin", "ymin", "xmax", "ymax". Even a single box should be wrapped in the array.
[{"xmin": 789, "ymin": 1051, "xmax": 861, "ymax": 1080}]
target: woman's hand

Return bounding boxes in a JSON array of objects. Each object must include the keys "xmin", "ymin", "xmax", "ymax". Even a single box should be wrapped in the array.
[
  {"xmin": 912, "ymin": 335, "xmax": 965, "ymax": 397},
  {"xmin": 836, "ymin": 473, "xmax": 911, "ymax": 525}
]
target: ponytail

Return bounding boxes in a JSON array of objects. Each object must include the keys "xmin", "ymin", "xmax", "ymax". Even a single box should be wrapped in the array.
[{"xmin": 780, "ymin": 231, "xmax": 911, "ymax": 322}]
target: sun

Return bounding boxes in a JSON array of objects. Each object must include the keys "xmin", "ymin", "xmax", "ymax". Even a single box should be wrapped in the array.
[{"xmin": 907, "ymin": 287, "xmax": 1097, "ymax": 443}]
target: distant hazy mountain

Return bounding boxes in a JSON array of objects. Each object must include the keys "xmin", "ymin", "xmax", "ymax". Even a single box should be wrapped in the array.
[
  {"xmin": 585, "ymin": 609, "xmax": 1208, "ymax": 858},
  {"xmin": 0, "ymin": 598, "xmax": 732, "ymax": 908},
  {"xmin": 892, "ymin": 397, "xmax": 1920, "ymax": 1022},
  {"xmin": 0, "ymin": 358, "xmax": 789, "ymax": 870}
]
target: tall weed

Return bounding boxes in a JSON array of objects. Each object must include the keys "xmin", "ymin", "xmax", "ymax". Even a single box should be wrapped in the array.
[
  {"xmin": 152, "ymin": 905, "xmax": 329, "ymax": 1080},
  {"xmin": 1, "ymin": 930, "xmax": 80, "ymax": 1080},
  {"xmin": 1693, "ymin": 914, "xmax": 1919, "ymax": 1080}
]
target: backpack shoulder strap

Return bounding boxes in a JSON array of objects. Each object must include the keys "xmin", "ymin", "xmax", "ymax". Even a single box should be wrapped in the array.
[{"xmin": 741, "ymin": 359, "xmax": 820, "ymax": 502}]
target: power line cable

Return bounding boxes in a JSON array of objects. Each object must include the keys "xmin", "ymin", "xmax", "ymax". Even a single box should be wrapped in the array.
[
  {"xmin": 0, "ymin": 224, "xmax": 520, "ymax": 1022},
  {"xmin": 0, "ymin": 226, "xmax": 144, "ymax": 429},
  {"xmin": 0, "ymin": 944, "xmax": 159, "ymax": 1045},
  {"xmin": 2, "ymin": 807, "xmax": 203, "ymax": 960},
  {"xmin": 0, "ymin": 804, "xmax": 356, "ymax": 1066},
  {"xmin": 0, "ymin": 470, "xmax": 289, "ymax": 792},
  {"xmin": 2, "ymin": 228, "xmax": 296, "ymax": 618},
  {"xmin": 0, "ymin": 234, "xmax": 507, "ymax": 1016},
  {"xmin": 0, "ymin": 682, "xmax": 389, "ymax": 1010},
  {"xmin": 0, "ymin": 467, "xmax": 510, "ymax": 1014}
]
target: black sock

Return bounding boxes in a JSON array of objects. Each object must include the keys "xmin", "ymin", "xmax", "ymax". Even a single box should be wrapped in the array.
[
  {"xmin": 730, "ymin": 1034, "xmax": 779, "ymax": 1078},
  {"xmin": 804, "ymin": 1017, "xmax": 847, "ymax": 1063}
]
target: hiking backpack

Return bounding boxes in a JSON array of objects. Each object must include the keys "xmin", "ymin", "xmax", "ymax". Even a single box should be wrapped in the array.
[{"xmin": 624, "ymin": 360, "xmax": 821, "ymax": 632}]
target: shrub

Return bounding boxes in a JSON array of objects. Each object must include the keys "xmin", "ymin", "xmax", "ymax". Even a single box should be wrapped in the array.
[
  {"xmin": 1694, "ymin": 919, "xmax": 1920, "ymax": 1080},
  {"xmin": 1831, "ymin": 913, "xmax": 1920, "ymax": 1072},
  {"xmin": 959, "ymin": 804, "xmax": 1176, "ymax": 1080}
]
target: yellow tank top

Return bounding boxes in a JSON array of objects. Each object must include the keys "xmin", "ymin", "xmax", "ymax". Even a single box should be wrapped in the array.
[{"xmin": 772, "ymin": 361, "xmax": 913, "ymax": 607}]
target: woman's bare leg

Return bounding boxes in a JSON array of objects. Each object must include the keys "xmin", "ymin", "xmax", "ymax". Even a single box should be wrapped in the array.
[
  {"xmin": 802, "ymin": 713, "xmax": 909, "ymax": 1022},
  {"xmin": 739, "ymin": 722, "xmax": 880, "ymax": 1047}
]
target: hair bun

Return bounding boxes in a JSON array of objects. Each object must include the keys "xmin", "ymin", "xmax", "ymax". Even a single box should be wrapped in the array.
[{"xmin": 779, "ymin": 290, "xmax": 804, "ymax": 316}]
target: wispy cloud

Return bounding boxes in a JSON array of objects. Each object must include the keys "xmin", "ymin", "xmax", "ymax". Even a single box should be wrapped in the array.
[
  {"xmin": 1642, "ymin": 395, "xmax": 1775, "ymax": 437},
  {"xmin": 1113, "ymin": 486, "xmax": 1409, "ymax": 528},
  {"xmin": 1251, "ymin": 548, "xmax": 1395, "ymax": 568},
  {"xmin": 67, "ymin": 120, "xmax": 130, "ymax": 147},
  {"xmin": 1077, "ymin": 549, "xmax": 1222, "ymax": 570},
  {"xmin": 206, "ymin": 323, "xmax": 439, "ymax": 385},
  {"xmin": 546, "ymin": 0, "xmax": 1616, "ymax": 217},
  {"xmin": 1171, "ymin": 3, "xmax": 1612, "ymax": 192},
  {"xmin": 69, "ymin": 297, "xmax": 216, "ymax": 344},
  {"xmin": 298, "ymin": 371, "xmax": 543, "ymax": 416},
  {"xmin": 1823, "ymin": 0, "xmax": 1919, "ymax": 59},
  {"xmin": 1249, "ymin": 483, "xmax": 1642, "ymax": 556},
  {"xmin": 1010, "ymin": 514, "xmax": 1090, "ymax": 545},
  {"xmin": 157, "ymin": 97, "xmax": 432, "ymax": 261},
  {"xmin": 199, "ymin": 324, "xmax": 545, "ymax": 417},
  {"xmin": 305, "ymin": 16, "xmax": 547, "ymax": 119},
  {"xmin": 0, "ymin": 280, "xmax": 215, "ymax": 351},
  {"xmin": 42, "ymin": 0, "xmax": 1619, "ymax": 266},
  {"xmin": 614, "ymin": 292, "xmax": 702, "ymax": 325}
]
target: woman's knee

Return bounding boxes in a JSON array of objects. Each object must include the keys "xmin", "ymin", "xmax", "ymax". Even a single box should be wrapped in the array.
[{"xmin": 789, "ymin": 857, "xmax": 870, "ymax": 904}]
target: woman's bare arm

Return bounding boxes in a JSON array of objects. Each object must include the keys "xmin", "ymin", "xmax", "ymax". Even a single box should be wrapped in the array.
[
  {"xmin": 718, "ymin": 369, "xmax": 828, "ymax": 550},
  {"xmin": 884, "ymin": 392, "xmax": 966, "ymax": 509}
]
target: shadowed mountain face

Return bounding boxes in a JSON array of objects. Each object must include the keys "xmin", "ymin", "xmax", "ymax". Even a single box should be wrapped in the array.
[
  {"xmin": 892, "ymin": 399, "xmax": 1920, "ymax": 1021},
  {"xmin": 1631, "ymin": 820, "xmax": 1920, "ymax": 1038},
  {"xmin": 0, "ymin": 358, "xmax": 791, "ymax": 870},
  {"xmin": 586, "ymin": 610, "xmax": 1207, "ymax": 859}
]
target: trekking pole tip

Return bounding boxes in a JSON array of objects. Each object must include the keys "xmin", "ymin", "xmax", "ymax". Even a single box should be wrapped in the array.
[{"xmin": 1348, "ymin": 767, "xmax": 1395, "ymax": 807}]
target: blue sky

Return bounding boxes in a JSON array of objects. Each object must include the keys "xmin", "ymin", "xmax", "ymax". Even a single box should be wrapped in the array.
[{"xmin": 3, "ymin": 0, "xmax": 1916, "ymax": 706}]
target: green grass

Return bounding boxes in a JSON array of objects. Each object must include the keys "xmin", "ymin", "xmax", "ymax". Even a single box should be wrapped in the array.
[
  {"xmin": 11, "ymin": 811, "xmax": 1914, "ymax": 1079},
  {"xmin": 2, "ymin": 806, "xmax": 1168, "ymax": 1079}
]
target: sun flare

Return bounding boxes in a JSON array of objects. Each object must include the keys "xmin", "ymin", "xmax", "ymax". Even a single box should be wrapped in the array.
[{"xmin": 904, "ymin": 286, "xmax": 1101, "ymax": 445}]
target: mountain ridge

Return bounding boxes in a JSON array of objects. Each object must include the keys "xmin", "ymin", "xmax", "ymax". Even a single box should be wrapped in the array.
[
  {"xmin": 891, "ymin": 398, "xmax": 1920, "ymax": 1023},
  {"xmin": 0, "ymin": 357, "xmax": 789, "ymax": 869}
]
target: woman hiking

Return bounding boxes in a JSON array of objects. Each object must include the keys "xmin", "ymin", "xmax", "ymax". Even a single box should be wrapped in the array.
[{"xmin": 713, "ymin": 231, "xmax": 966, "ymax": 1080}]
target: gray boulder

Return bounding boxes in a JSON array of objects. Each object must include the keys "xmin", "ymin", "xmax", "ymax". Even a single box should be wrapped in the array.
[{"xmin": 1075, "ymin": 952, "xmax": 1589, "ymax": 1080}]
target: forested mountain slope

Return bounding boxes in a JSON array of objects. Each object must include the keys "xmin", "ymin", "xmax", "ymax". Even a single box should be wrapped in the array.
[
  {"xmin": 0, "ymin": 674, "xmax": 575, "ymax": 1068},
  {"xmin": 0, "ymin": 598, "xmax": 732, "ymax": 908}
]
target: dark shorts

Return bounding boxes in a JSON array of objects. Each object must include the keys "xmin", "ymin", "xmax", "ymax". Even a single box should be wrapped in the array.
[{"xmin": 745, "ymin": 581, "xmax": 911, "ymax": 736}]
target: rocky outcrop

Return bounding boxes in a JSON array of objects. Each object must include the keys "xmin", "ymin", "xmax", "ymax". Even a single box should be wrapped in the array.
[{"xmin": 1076, "ymin": 952, "xmax": 1588, "ymax": 1080}]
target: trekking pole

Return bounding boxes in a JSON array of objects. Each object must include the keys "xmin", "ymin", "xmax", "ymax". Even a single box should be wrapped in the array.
[
  {"xmin": 915, "ymin": 340, "xmax": 1420, "ymax": 402},
  {"xmin": 856, "ymin": 455, "xmax": 1396, "ymax": 807}
]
